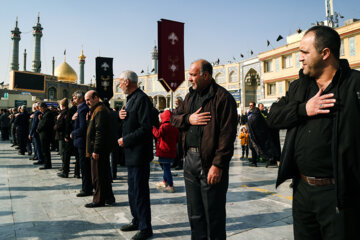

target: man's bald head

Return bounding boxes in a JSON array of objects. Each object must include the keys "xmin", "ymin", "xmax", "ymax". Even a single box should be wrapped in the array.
[{"xmin": 85, "ymin": 90, "xmax": 99, "ymax": 108}]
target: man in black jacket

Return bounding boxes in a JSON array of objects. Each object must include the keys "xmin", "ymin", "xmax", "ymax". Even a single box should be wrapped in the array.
[
  {"xmin": 14, "ymin": 105, "xmax": 30, "ymax": 155},
  {"xmin": 118, "ymin": 70, "xmax": 153, "ymax": 240},
  {"xmin": 267, "ymin": 26, "xmax": 360, "ymax": 240},
  {"xmin": 37, "ymin": 103, "xmax": 55, "ymax": 170}
]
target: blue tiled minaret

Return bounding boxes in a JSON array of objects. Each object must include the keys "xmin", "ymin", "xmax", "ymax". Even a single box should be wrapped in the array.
[
  {"xmin": 32, "ymin": 14, "xmax": 43, "ymax": 73},
  {"xmin": 78, "ymin": 50, "xmax": 86, "ymax": 84},
  {"xmin": 10, "ymin": 17, "xmax": 21, "ymax": 71}
]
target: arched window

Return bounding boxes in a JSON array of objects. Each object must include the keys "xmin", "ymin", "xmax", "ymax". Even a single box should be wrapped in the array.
[
  {"xmin": 229, "ymin": 71, "xmax": 237, "ymax": 83},
  {"xmin": 48, "ymin": 87, "xmax": 57, "ymax": 100},
  {"xmin": 215, "ymin": 73, "xmax": 225, "ymax": 84}
]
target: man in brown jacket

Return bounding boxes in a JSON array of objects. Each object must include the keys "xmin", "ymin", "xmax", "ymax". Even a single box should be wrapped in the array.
[
  {"xmin": 171, "ymin": 59, "xmax": 238, "ymax": 239},
  {"xmin": 84, "ymin": 90, "xmax": 115, "ymax": 208}
]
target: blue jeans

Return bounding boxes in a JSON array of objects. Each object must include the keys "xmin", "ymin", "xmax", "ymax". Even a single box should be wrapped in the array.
[
  {"xmin": 32, "ymin": 134, "xmax": 43, "ymax": 161},
  {"xmin": 159, "ymin": 157, "xmax": 174, "ymax": 187}
]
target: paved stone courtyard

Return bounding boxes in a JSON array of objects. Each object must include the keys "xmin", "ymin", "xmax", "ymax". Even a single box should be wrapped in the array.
[{"xmin": 0, "ymin": 136, "xmax": 293, "ymax": 240}]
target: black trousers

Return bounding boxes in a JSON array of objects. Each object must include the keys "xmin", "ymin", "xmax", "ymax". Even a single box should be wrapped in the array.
[
  {"xmin": 293, "ymin": 178, "xmax": 360, "ymax": 240},
  {"xmin": 1, "ymin": 127, "xmax": 9, "ymax": 140},
  {"xmin": 184, "ymin": 151, "xmax": 228, "ymax": 240},
  {"xmin": 250, "ymin": 146, "xmax": 257, "ymax": 163},
  {"xmin": 91, "ymin": 153, "xmax": 114, "ymax": 204},
  {"xmin": 241, "ymin": 145, "xmax": 248, "ymax": 158},
  {"xmin": 127, "ymin": 164, "xmax": 152, "ymax": 231},
  {"xmin": 78, "ymin": 147, "xmax": 93, "ymax": 193},
  {"xmin": 60, "ymin": 140, "xmax": 71, "ymax": 174},
  {"xmin": 40, "ymin": 135, "xmax": 51, "ymax": 168}
]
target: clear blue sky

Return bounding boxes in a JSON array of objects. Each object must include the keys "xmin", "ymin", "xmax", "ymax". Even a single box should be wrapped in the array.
[{"xmin": 0, "ymin": 0, "xmax": 359, "ymax": 85}]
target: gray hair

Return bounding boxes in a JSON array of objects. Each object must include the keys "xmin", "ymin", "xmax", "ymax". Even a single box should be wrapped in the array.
[
  {"xmin": 20, "ymin": 105, "xmax": 26, "ymax": 111},
  {"xmin": 72, "ymin": 91, "xmax": 84, "ymax": 99},
  {"xmin": 119, "ymin": 70, "xmax": 138, "ymax": 84}
]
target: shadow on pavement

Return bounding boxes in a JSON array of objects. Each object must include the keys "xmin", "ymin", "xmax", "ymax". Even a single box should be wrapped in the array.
[
  {"xmin": 153, "ymin": 209, "xmax": 291, "ymax": 238},
  {"xmin": 0, "ymin": 220, "xmax": 120, "ymax": 240}
]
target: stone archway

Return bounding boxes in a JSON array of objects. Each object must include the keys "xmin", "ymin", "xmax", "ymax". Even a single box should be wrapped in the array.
[
  {"xmin": 153, "ymin": 95, "xmax": 167, "ymax": 110},
  {"xmin": 244, "ymin": 68, "xmax": 260, "ymax": 106}
]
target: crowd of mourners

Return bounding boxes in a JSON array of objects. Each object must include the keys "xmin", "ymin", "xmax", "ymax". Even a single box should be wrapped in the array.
[{"xmin": 0, "ymin": 84, "xmax": 281, "ymax": 239}]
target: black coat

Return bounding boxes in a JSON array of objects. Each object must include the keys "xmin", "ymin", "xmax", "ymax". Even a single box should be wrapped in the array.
[
  {"xmin": 14, "ymin": 111, "xmax": 30, "ymax": 136},
  {"xmin": 86, "ymin": 103, "xmax": 113, "ymax": 156},
  {"xmin": 120, "ymin": 88, "xmax": 153, "ymax": 166},
  {"xmin": 267, "ymin": 59, "xmax": 360, "ymax": 209},
  {"xmin": 0, "ymin": 112, "xmax": 10, "ymax": 129},
  {"xmin": 37, "ymin": 110, "xmax": 55, "ymax": 140},
  {"xmin": 247, "ymin": 107, "xmax": 280, "ymax": 159}
]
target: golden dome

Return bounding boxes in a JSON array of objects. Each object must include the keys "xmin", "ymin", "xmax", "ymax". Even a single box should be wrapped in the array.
[{"xmin": 55, "ymin": 61, "xmax": 78, "ymax": 83}]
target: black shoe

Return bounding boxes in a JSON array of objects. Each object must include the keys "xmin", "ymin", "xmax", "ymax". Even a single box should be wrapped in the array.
[
  {"xmin": 74, "ymin": 174, "xmax": 81, "ymax": 178},
  {"xmin": 11, "ymin": 144, "xmax": 16, "ymax": 147},
  {"xmin": 57, "ymin": 172, "xmax": 68, "ymax": 178},
  {"xmin": 105, "ymin": 198, "xmax": 116, "ymax": 205},
  {"xmin": 76, "ymin": 191, "xmax": 93, "ymax": 197},
  {"xmin": 57, "ymin": 167, "xmax": 63, "ymax": 172},
  {"xmin": 28, "ymin": 152, "xmax": 32, "ymax": 156},
  {"xmin": 249, "ymin": 162, "xmax": 257, "ymax": 167},
  {"xmin": 15, "ymin": 146, "xmax": 20, "ymax": 150},
  {"xmin": 120, "ymin": 223, "xmax": 139, "ymax": 232},
  {"xmin": 18, "ymin": 151, "xmax": 25, "ymax": 155},
  {"xmin": 84, "ymin": 202, "xmax": 105, "ymax": 208},
  {"xmin": 131, "ymin": 229, "xmax": 153, "ymax": 240},
  {"xmin": 39, "ymin": 166, "xmax": 52, "ymax": 170},
  {"xmin": 33, "ymin": 161, "xmax": 44, "ymax": 165}
]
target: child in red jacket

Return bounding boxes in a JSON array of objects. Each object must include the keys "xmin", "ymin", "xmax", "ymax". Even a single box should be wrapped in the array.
[{"xmin": 152, "ymin": 110, "xmax": 179, "ymax": 193}]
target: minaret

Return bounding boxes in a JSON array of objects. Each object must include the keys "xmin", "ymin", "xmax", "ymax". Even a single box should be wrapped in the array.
[
  {"xmin": 78, "ymin": 50, "xmax": 86, "ymax": 84},
  {"xmin": 10, "ymin": 17, "xmax": 21, "ymax": 71},
  {"xmin": 23, "ymin": 49, "xmax": 27, "ymax": 71},
  {"xmin": 32, "ymin": 13, "xmax": 43, "ymax": 73},
  {"xmin": 151, "ymin": 46, "xmax": 158, "ymax": 74},
  {"xmin": 52, "ymin": 57, "xmax": 55, "ymax": 76}
]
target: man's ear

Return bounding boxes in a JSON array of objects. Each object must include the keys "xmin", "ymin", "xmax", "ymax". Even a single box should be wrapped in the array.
[{"xmin": 322, "ymin": 48, "xmax": 331, "ymax": 61}]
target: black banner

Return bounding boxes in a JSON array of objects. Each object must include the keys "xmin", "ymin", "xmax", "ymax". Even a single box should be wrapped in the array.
[{"xmin": 96, "ymin": 57, "xmax": 113, "ymax": 101}]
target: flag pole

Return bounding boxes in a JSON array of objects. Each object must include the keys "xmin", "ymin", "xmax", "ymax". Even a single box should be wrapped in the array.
[{"xmin": 170, "ymin": 91, "xmax": 174, "ymax": 112}]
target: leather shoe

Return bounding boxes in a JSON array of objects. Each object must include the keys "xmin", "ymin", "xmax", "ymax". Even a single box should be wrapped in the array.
[
  {"xmin": 33, "ymin": 161, "xmax": 44, "ymax": 165},
  {"xmin": 105, "ymin": 198, "xmax": 116, "ymax": 205},
  {"xmin": 84, "ymin": 202, "xmax": 104, "ymax": 208},
  {"xmin": 18, "ymin": 151, "xmax": 25, "ymax": 155},
  {"xmin": 74, "ymin": 174, "xmax": 81, "ymax": 178},
  {"xmin": 39, "ymin": 166, "xmax": 52, "ymax": 170},
  {"xmin": 57, "ymin": 172, "xmax": 68, "ymax": 178},
  {"xmin": 120, "ymin": 223, "xmax": 139, "ymax": 232},
  {"xmin": 131, "ymin": 229, "xmax": 153, "ymax": 240},
  {"xmin": 76, "ymin": 191, "xmax": 93, "ymax": 197}
]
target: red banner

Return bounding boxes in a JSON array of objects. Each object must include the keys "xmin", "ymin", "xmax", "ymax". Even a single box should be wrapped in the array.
[{"xmin": 158, "ymin": 19, "xmax": 185, "ymax": 92}]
